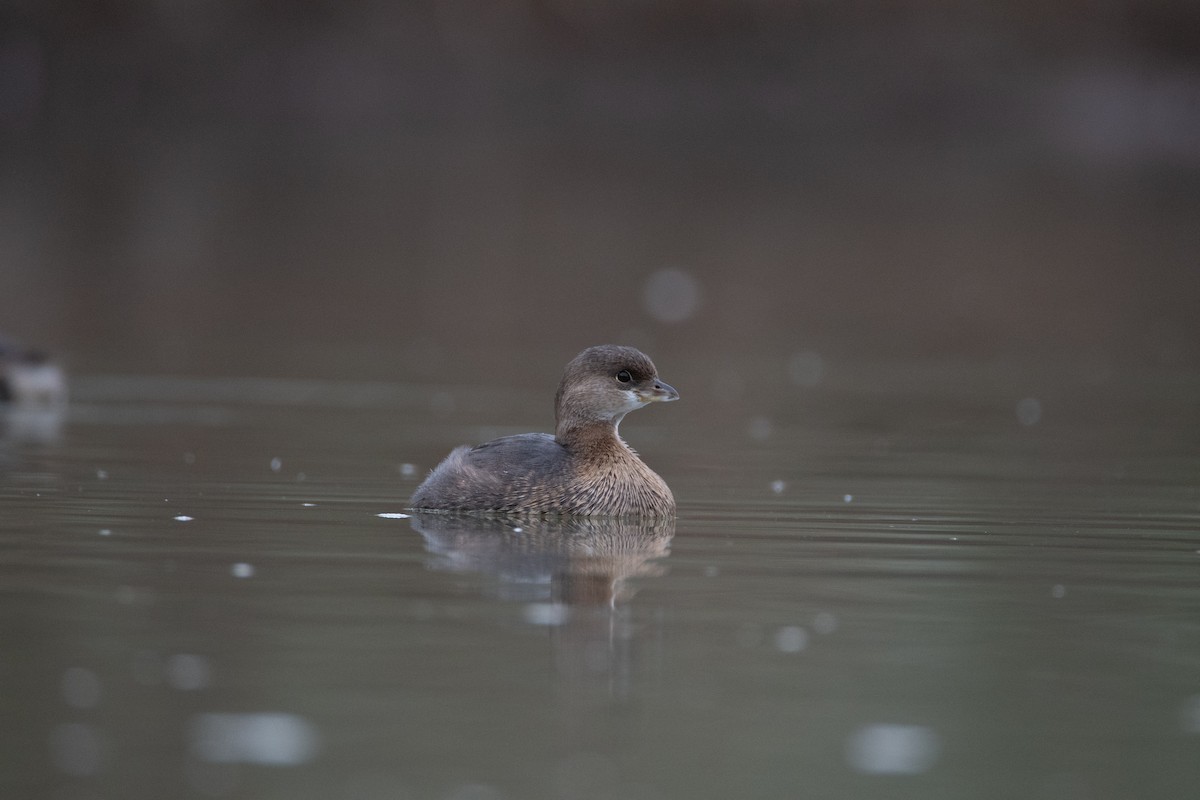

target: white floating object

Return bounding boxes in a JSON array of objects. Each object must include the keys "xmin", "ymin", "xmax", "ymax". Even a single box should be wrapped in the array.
[
  {"xmin": 843, "ymin": 494, "xmax": 853, "ymax": 503},
  {"xmin": 270, "ymin": 457, "xmax": 282, "ymax": 472},
  {"xmin": 98, "ymin": 529, "xmax": 112, "ymax": 536},
  {"xmin": 188, "ymin": 712, "xmax": 320, "ymax": 765},
  {"xmin": 774, "ymin": 626, "xmax": 808, "ymax": 653},
  {"xmin": 523, "ymin": 603, "xmax": 569, "ymax": 627},
  {"xmin": 770, "ymin": 480, "xmax": 786, "ymax": 494},
  {"xmin": 174, "ymin": 515, "xmax": 194, "ymax": 522},
  {"xmin": 376, "ymin": 512, "xmax": 410, "ymax": 519},
  {"xmin": 231, "ymin": 563, "xmax": 255, "ymax": 579},
  {"xmin": 846, "ymin": 724, "xmax": 940, "ymax": 775}
]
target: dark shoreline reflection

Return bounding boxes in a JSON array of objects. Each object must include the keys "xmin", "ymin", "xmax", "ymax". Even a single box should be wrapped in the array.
[{"xmin": 408, "ymin": 512, "xmax": 675, "ymax": 607}]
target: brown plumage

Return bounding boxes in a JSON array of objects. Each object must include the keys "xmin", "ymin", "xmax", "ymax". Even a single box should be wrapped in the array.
[{"xmin": 410, "ymin": 345, "xmax": 679, "ymax": 516}]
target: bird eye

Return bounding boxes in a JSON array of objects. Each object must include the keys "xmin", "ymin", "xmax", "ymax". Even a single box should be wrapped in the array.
[{"xmin": 616, "ymin": 369, "xmax": 633, "ymax": 384}]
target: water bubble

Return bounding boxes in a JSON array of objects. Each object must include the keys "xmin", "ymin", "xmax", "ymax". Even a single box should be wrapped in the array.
[
  {"xmin": 96, "ymin": 469, "xmax": 108, "ymax": 480},
  {"xmin": 642, "ymin": 268, "xmax": 701, "ymax": 323},
  {"xmin": 788, "ymin": 351, "xmax": 824, "ymax": 387},
  {"xmin": 774, "ymin": 626, "xmax": 808, "ymax": 653},
  {"xmin": 523, "ymin": 603, "xmax": 569, "ymax": 626},
  {"xmin": 167, "ymin": 654, "xmax": 212, "ymax": 691},
  {"xmin": 231, "ymin": 562, "xmax": 255, "ymax": 579},
  {"xmin": 270, "ymin": 457, "xmax": 282, "ymax": 472},
  {"xmin": 846, "ymin": 724, "xmax": 940, "ymax": 775},
  {"xmin": 512, "ymin": 527, "xmax": 523, "ymax": 533},
  {"xmin": 843, "ymin": 494, "xmax": 853, "ymax": 503},
  {"xmin": 188, "ymin": 712, "xmax": 320, "ymax": 765},
  {"xmin": 399, "ymin": 463, "xmax": 417, "ymax": 477},
  {"xmin": 98, "ymin": 528, "xmax": 112, "ymax": 536},
  {"xmin": 770, "ymin": 480, "xmax": 786, "ymax": 494},
  {"xmin": 50, "ymin": 723, "xmax": 102, "ymax": 776},
  {"xmin": 61, "ymin": 668, "xmax": 102, "ymax": 709},
  {"xmin": 1016, "ymin": 397, "xmax": 1042, "ymax": 426}
]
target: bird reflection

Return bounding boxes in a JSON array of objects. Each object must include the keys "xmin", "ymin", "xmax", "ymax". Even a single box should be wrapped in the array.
[
  {"xmin": 408, "ymin": 512, "xmax": 674, "ymax": 607},
  {"xmin": 409, "ymin": 512, "xmax": 674, "ymax": 705}
]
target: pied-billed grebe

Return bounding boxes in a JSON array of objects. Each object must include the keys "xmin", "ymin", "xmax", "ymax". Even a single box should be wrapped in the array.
[
  {"xmin": 0, "ymin": 338, "xmax": 67, "ymax": 406},
  {"xmin": 410, "ymin": 345, "xmax": 679, "ymax": 516}
]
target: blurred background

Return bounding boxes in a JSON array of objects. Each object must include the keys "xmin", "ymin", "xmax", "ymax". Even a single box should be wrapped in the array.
[
  {"xmin": 3, "ymin": 7, "xmax": 1200, "ymax": 798},
  {"xmin": 2, "ymin": 0, "xmax": 1198, "ymax": 383}
]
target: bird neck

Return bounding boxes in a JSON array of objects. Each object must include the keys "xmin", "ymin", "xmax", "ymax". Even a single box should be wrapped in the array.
[{"xmin": 555, "ymin": 418, "xmax": 628, "ymax": 456}]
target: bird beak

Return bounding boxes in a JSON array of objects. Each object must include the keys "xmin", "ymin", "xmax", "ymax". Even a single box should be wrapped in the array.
[{"xmin": 640, "ymin": 379, "xmax": 679, "ymax": 403}]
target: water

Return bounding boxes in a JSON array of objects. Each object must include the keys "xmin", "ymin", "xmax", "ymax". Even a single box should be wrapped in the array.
[{"xmin": 2, "ymin": 361, "xmax": 1198, "ymax": 800}]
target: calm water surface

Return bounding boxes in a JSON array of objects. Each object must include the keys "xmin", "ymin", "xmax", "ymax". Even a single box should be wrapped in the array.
[{"xmin": 2, "ymin": 362, "xmax": 1198, "ymax": 800}]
